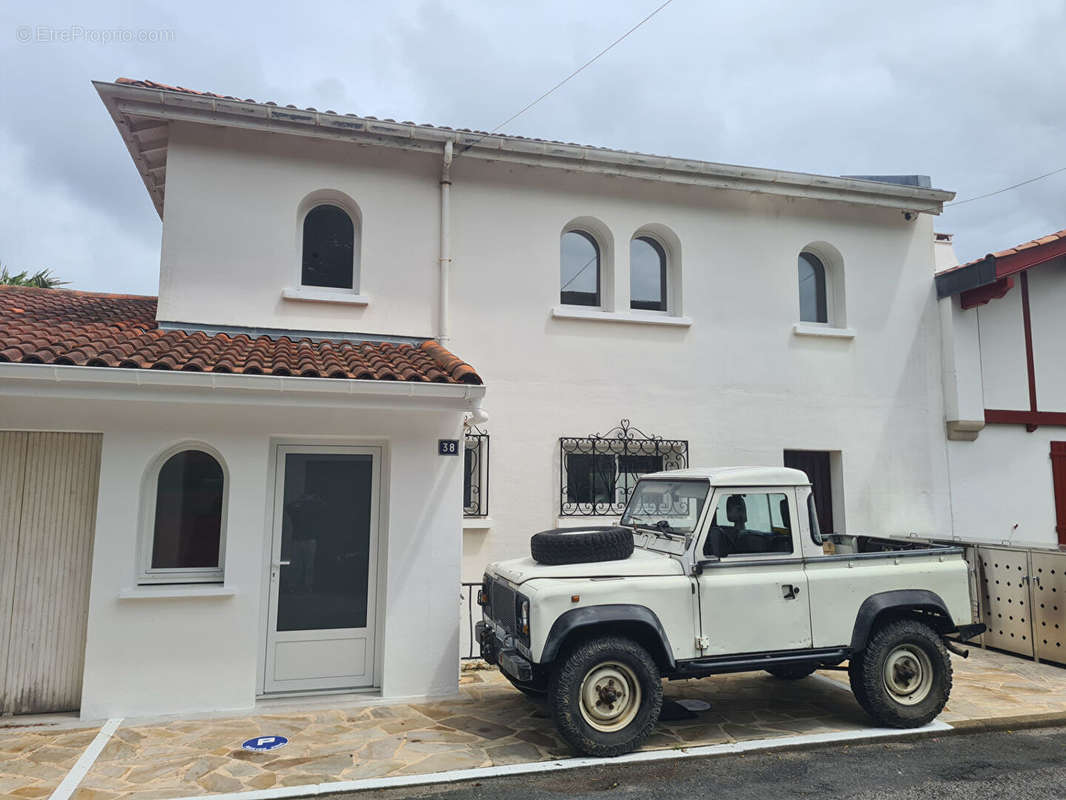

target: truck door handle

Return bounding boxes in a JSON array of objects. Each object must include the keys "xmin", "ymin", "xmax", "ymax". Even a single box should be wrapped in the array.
[{"xmin": 782, "ymin": 584, "xmax": 800, "ymax": 600}]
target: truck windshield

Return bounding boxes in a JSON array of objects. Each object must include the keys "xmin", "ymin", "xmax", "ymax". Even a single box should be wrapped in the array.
[{"xmin": 620, "ymin": 479, "xmax": 709, "ymax": 535}]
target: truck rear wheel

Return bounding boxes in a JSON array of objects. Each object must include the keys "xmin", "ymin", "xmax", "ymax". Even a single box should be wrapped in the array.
[
  {"xmin": 548, "ymin": 636, "xmax": 662, "ymax": 757},
  {"xmin": 852, "ymin": 618, "xmax": 952, "ymax": 728}
]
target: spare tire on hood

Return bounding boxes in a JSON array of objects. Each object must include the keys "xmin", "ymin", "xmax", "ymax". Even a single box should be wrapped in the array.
[{"xmin": 530, "ymin": 526, "xmax": 634, "ymax": 566}]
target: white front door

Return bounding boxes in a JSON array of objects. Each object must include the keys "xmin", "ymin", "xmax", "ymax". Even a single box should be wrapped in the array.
[{"xmin": 264, "ymin": 445, "xmax": 380, "ymax": 693}]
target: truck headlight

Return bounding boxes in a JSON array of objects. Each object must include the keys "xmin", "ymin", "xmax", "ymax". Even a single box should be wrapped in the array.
[{"xmin": 517, "ymin": 595, "xmax": 530, "ymax": 639}]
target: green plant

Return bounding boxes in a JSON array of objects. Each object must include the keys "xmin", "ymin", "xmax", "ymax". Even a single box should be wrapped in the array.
[{"xmin": 0, "ymin": 264, "xmax": 69, "ymax": 288}]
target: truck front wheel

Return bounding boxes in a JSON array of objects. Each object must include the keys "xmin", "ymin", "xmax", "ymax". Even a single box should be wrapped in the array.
[
  {"xmin": 548, "ymin": 636, "xmax": 662, "ymax": 757},
  {"xmin": 852, "ymin": 618, "xmax": 952, "ymax": 728}
]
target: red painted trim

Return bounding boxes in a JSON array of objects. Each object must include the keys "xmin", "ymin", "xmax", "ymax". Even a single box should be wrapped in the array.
[
  {"xmin": 1051, "ymin": 442, "xmax": 1066, "ymax": 546},
  {"xmin": 996, "ymin": 236, "xmax": 1066, "ymax": 280},
  {"xmin": 1020, "ymin": 271, "xmax": 1039, "ymax": 430},
  {"xmin": 960, "ymin": 276, "xmax": 1014, "ymax": 309},
  {"xmin": 986, "ymin": 409, "xmax": 1066, "ymax": 427}
]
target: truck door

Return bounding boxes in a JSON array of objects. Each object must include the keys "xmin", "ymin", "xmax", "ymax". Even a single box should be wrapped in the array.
[{"xmin": 695, "ymin": 488, "xmax": 813, "ymax": 655}]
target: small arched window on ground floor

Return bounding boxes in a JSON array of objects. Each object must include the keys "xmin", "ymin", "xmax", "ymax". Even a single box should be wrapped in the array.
[{"xmin": 141, "ymin": 447, "xmax": 226, "ymax": 584}]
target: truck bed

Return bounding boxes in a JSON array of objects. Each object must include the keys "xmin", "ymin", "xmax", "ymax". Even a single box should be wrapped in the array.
[{"xmin": 823, "ymin": 533, "xmax": 961, "ymax": 556}]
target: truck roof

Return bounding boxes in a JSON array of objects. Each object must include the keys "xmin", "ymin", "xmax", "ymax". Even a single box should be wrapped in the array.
[{"xmin": 641, "ymin": 466, "xmax": 811, "ymax": 487}]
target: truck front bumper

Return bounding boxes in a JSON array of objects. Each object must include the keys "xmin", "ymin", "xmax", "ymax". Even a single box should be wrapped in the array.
[{"xmin": 498, "ymin": 649, "xmax": 534, "ymax": 683}]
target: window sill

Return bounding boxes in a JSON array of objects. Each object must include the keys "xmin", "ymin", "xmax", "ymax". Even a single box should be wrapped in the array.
[
  {"xmin": 463, "ymin": 517, "xmax": 494, "ymax": 531},
  {"xmin": 282, "ymin": 288, "xmax": 370, "ymax": 306},
  {"xmin": 551, "ymin": 306, "xmax": 692, "ymax": 327},
  {"xmin": 792, "ymin": 322, "xmax": 855, "ymax": 339},
  {"xmin": 119, "ymin": 585, "xmax": 236, "ymax": 600},
  {"xmin": 555, "ymin": 516, "xmax": 620, "ymax": 528}
]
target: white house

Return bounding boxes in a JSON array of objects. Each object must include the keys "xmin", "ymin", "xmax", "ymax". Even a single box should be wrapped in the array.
[
  {"xmin": 0, "ymin": 77, "xmax": 957, "ymax": 720},
  {"xmin": 937, "ymin": 228, "xmax": 1066, "ymax": 549}
]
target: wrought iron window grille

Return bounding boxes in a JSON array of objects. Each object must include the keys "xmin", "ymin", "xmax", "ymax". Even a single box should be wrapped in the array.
[
  {"xmin": 464, "ymin": 425, "xmax": 489, "ymax": 517},
  {"xmin": 560, "ymin": 419, "xmax": 689, "ymax": 516}
]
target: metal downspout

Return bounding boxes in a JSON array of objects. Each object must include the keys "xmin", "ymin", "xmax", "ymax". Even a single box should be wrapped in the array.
[{"xmin": 439, "ymin": 140, "xmax": 454, "ymax": 345}]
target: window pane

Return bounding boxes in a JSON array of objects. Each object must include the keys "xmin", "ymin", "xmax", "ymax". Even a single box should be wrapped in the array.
[
  {"xmin": 565, "ymin": 453, "xmax": 616, "ymax": 505},
  {"xmin": 798, "ymin": 252, "xmax": 828, "ymax": 323},
  {"xmin": 151, "ymin": 450, "xmax": 224, "ymax": 569},
  {"xmin": 630, "ymin": 237, "xmax": 666, "ymax": 311},
  {"xmin": 302, "ymin": 205, "xmax": 355, "ymax": 289},
  {"xmin": 463, "ymin": 446, "xmax": 474, "ymax": 510},
  {"xmin": 705, "ymin": 492, "xmax": 793, "ymax": 557},
  {"xmin": 277, "ymin": 453, "xmax": 373, "ymax": 632},
  {"xmin": 561, "ymin": 231, "xmax": 600, "ymax": 306}
]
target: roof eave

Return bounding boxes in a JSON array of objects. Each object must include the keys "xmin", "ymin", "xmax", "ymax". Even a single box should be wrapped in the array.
[
  {"xmin": 94, "ymin": 80, "xmax": 955, "ymax": 218},
  {"xmin": 0, "ymin": 361, "xmax": 486, "ymax": 411}
]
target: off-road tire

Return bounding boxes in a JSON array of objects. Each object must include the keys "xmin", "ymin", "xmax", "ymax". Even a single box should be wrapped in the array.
[
  {"xmin": 848, "ymin": 658, "xmax": 872, "ymax": 715},
  {"xmin": 530, "ymin": 526, "xmax": 634, "ymax": 566},
  {"xmin": 852, "ymin": 619, "xmax": 952, "ymax": 728},
  {"xmin": 765, "ymin": 664, "xmax": 818, "ymax": 680},
  {"xmin": 548, "ymin": 636, "xmax": 662, "ymax": 757}
]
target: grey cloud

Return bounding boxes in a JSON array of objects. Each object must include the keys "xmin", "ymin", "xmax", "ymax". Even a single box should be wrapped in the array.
[{"xmin": 1, "ymin": 0, "xmax": 1063, "ymax": 292}]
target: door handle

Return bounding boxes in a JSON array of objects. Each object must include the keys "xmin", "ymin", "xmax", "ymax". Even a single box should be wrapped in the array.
[
  {"xmin": 782, "ymin": 584, "xmax": 800, "ymax": 600},
  {"xmin": 274, "ymin": 560, "xmax": 291, "ymax": 567}
]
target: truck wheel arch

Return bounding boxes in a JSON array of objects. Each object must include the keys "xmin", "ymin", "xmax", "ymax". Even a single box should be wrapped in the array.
[
  {"xmin": 850, "ymin": 589, "xmax": 955, "ymax": 652},
  {"xmin": 541, "ymin": 604, "xmax": 676, "ymax": 670}
]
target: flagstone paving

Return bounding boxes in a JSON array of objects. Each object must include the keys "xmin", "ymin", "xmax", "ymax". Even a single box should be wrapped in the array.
[{"xmin": 2, "ymin": 647, "xmax": 1066, "ymax": 800}]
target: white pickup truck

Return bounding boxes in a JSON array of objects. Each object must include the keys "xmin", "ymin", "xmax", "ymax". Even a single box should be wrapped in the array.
[{"xmin": 476, "ymin": 467, "xmax": 984, "ymax": 757}]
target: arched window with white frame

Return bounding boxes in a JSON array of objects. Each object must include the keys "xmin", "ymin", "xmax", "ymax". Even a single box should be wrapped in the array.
[
  {"xmin": 796, "ymin": 243, "xmax": 846, "ymax": 329},
  {"xmin": 560, "ymin": 229, "xmax": 602, "ymax": 307},
  {"xmin": 798, "ymin": 251, "xmax": 828, "ymax": 323},
  {"xmin": 630, "ymin": 235, "xmax": 668, "ymax": 312},
  {"xmin": 302, "ymin": 204, "xmax": 356, "ymax": 289},
  {"xmin": 140, "ymin": 446, "xmax": 227, "ymax": 584}
]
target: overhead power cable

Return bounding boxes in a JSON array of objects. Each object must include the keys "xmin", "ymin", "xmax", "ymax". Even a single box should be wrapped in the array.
[
  {"xmin": 459, "ymin": 0, "xmax": 676, "ymax": 154},
  {"xmin": 944, "ymin": 165, "xmax": 1066, "ymax": 209}
]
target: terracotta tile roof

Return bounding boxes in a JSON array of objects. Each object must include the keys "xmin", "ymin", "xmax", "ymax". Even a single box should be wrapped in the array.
[
  {"xmin": 113, "ymin": 78, "xmax": 618, "ymax": 152},
  {"xmin": 937, "ymin": 227, "xmax": 1066, "ymax": 276},
  {"xmin": 0, "ymin": 286, "xmax": 481, "ymax": 385}
]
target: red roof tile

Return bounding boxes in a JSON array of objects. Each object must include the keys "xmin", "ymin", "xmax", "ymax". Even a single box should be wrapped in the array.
[
  {"xmin": 937, "ymin": 227, "xmax": 1066, "ymax": 276},
  {"xmin": 0, "ymin": 286, "xmax": 481, "ymax": 385}
]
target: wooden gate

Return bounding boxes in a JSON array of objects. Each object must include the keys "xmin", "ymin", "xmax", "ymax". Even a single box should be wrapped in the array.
[{"xmin": 0, "ymin": 432, "xmax": 101, "ymax": 714}]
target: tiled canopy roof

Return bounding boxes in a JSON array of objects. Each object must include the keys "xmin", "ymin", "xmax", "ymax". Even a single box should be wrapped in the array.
[
  {"xmin": 935, "ymin": 226, "xmax": 1066, "ymax": 302},
  {"xmin": 0, "ymin": 286, "xmax": 481, "ymax": 384},
  {"xmin": 937, "ymin": 227, "xmax": 1066, "ymax": 277}
]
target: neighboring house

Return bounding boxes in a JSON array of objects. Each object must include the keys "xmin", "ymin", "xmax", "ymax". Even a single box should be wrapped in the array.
[
  {"xmin": 937, "ymin": 229, "xmax": 1066, "ymax": 548},
  {"xmin": 0, "ymin": 77, "xmax": 956, "ymax": 719}
]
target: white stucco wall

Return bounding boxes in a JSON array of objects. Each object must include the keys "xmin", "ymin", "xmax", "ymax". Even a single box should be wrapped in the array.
[
  {"xmin": 446, "ymin": 161, "xmax": 953, "ymax": 577},
  {"xmin": 0, "ymin": 386, "xmax": 466, "ymax": 719},
  {"xmin": 158, "ymin": 123, "xmax": 441, "ymax": 337},
  {"xmin": 152, "ymin": 126, "xmax": 955, "ymax": 581},
  {"xmin": 939, "ymin": 253, "xmax": 1066, "ymax": 547}
]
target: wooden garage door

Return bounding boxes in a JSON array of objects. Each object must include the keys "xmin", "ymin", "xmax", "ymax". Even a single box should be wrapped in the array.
[{"xmin": 0, "ymin": 432, "xmax": 101, "ymax": 714}]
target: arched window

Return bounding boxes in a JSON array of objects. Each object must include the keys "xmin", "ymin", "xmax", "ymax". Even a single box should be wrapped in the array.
[
  {"xmin": 143, "ymin": 449, "xmax": 225, "ymax": 583},
  {"xmin": 630, "ymin": 236, "xmax": 667, "ymax": 311},
  {"xmin": 560, "ymin": 230, "xmax": 601, "ymax": 307},
  {"xmin": 798, "ymin": 251, "xmax": 828, "ymax": 323},
  {"xmin": 302, "ymin": 204, "xmax": 355, "ymax": 289}
]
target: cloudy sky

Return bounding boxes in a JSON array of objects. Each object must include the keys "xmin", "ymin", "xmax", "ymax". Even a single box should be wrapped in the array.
[{"xmin": 1, "ymin": 0, "xmax": 1063, "ymax": 295}]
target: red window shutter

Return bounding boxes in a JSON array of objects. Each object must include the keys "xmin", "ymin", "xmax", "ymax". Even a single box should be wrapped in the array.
[{"xmin": 1053, "ymin": 443, "xmax": 1066, "ymax": 546}]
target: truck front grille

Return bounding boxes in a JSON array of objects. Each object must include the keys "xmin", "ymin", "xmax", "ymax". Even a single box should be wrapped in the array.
[{"xmin": 487, "ymin": 576, "xmax": 516, "ymax": 633}]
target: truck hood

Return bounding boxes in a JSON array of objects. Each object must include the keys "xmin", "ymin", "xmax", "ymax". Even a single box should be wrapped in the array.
[{"xmin": 487, "ymin": 548, "xmax": 684, "ymax": 585}]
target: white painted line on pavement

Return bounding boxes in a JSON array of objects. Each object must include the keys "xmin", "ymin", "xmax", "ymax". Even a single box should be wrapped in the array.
[
  {"xmin": 163, "ymin": 719, "xmax": 954, "ymax": 800},
  {"xmin": 49, "ymin": 717, "xmax": 123, "ymax": 800}
]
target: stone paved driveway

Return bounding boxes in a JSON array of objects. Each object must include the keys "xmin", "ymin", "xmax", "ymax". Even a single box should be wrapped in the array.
[{"xmin": 2, "ymin": 647, "xmax": 1066, "ymax": 800}]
